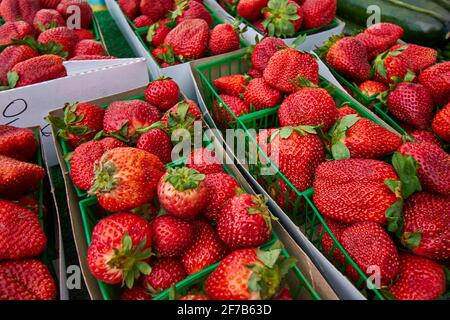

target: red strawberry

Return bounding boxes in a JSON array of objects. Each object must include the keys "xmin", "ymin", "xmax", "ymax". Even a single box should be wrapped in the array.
[
  {"xmin": 358, "ymin": 80, "xmax": 387, "ymax": 98},
  {"xmin": 118, "ymin": 0, "xmax": 139, "ymax": 20},
  {"xmin": 243, "ymin": 78, "xmax": 282, "ymax": 111},
  {"xmin": 418, "ymin": 61, "xmax": 450, "ymax": 107},
  {"xmin": 261, "ymin": 0, "xmax": 303, "ymax": 37},
  {"xmin": 213, "ymin": 94, "xmax": 250, "ymax": 127},
  {"xmin": 432, "ymin": 102, "xmax": 450, "ymax": 143},
  {"xmin": 46, "ymin": 102, "xmax": 104, "ymax": 147},
  {"xmin": 253, "ymin": 19, "xmax": 267, "ymax": 35},
  {"xmin": 278, "ymin": 87, "xmax": 338, "ymax": 131},
  {"xmin": 341, "ymin": 221, "xmax": 400, "ymax": 285},
  {"xmin": 0, "ymin": 21, "xmax": 34, "ymax": 46},
  {"xmin": 203, "ymin": 173, "xmax": 241, "ymax": 222},
  {"xmin": 409, "ymin": 130, "xmax": 441, "ymax": 147},
  {"xmin": 186, "ymin": 148, "xmax": 224, "ymax": 175},
  {"xmin": 213, "ymin": 74, "xmax": 248, "ymax": 97},
  {"xmin": 250, "ymin": 37, "xmax": 286, "ymax": 72},
  {"xmin": 120, "ymin": 286, "xmax": 151, "ymax": 300},
  {"xmin": 87, "ymin": 213, "xmax": 153, "ymax": 287},
  {"xmin": 152, "ymin": 215, "xmax": 195, "ymax": 257},
  {"xmin": 37, "ymin": 27, "xmax": 79, "ymax": 57},
  {"xmin": 146, "ymin": 19, "xmax": 172, "ymax": 48},
  {"xmin": 69, "ymin": 54, "xmax": 116, "ymax": 61},
  {"xmin": 389, "ymin": 44, "xmax": 437, "ymax": 74},
  {"xmin": 0, "ymin": 0, "xmax": 41, "ymax": 24},
  {"xmin": 69, "ymin": 138, "xmax": 125, "ymax": 191},
  {"xmin": 14, "ymin": 196, "xmax": 45, "ymax": 216},
  {"xmin": 372, "ymin": 49, "xmax": 411, "ymax": 85},
  {"xmin": 33, "ymin": 9, "xmax": 65, "ymax": 32},
  {"xmin": 73, "ymin": 28, "xmax": 95, "ymax": 40},
  {"xmin": 179, "ymin": 294, "xmax": 209, "ymax": 300},
  {"xmin": 171, "ymin": 0, "xmax": 212, "ymax": 26},
  {"xmin": 318, "ymin": 218, "xmax": 347, "ymax": 265},
  {"xmin": 164, "ymin": 19, "xmax": 209, "ymax": 60},
  {"xmin": 398, "ymin": 142, "xmax": 450, "ymax": 196},
  {"xmin": 301, "ymin": 0, "xmax": 336, "ymax": 29},
  {"xmin": 74, "ymin": 40, "xmax": 106, "ymax": 56},
  {"xmin": 388, "ymin": 253, "xmax": 445, "ymax": 300},
  {"xmin": 0, "ymin": 259, "xmax": 56, "ymax": 300},
  {"xmin": 337, "ymin": 105, "xmax": 358, "ymax": 118},
  {"xmin": 139, "ymin": 0, "xmax": 165, "ymax": 22},
  {"xmin": 0, "ymin": 125, "xmax": 38, "ymax": 161},
  {"xmin": 89, "ymin": 147, "xmax": 165, "ymax": 212},
  {"xmin": 181, "ymin": 220, "xmax": 227, "ymax": 274},
  {"xmin": 209, "ymin": 23, "xmax": 240, "ymax": 55},
  {"xmin": 141, "ymin": 258, "xmax": 186, "ymax": 292},
  {"xmin": 0, "ymin": 200, "xmax": 47, "ymax": 260},
  {"xmin": 57, "ymin": 0, "xmax": 93, "ymax": 29},
  {"xmin": 355, "ymin": 23, "xmax": 404, "ymax": 60},
  {"xmin": 401, "ymin": 192, "xmax": 450, "ymax": 260},
  {"xmin": 0, "ymin": 155, "xmax": 45, "ymax": 199},
  {"xmin": 157, "ymin": 167, "xmax": 208, "ymax": 219},
  {"xmin": 387, "ymin": 82, "xmax": 434, "ymax": 130},
  {"xmin": 236, "ymin": 0, "xmax": 268, "ymax": 23},
  {"xmin": 133, "ymin": 15, "xmax": 154, "ymax": 28},
  {"xmin": 136, "ymin": 129, "xmax": 172, "ymax": 164},
  {"xmin": 145, "ymin": 77, "xmax": 180, "ymax": 112},
  {"xmin": 39, "ymin": 0, "xmax": 63, "ymax": 9}
]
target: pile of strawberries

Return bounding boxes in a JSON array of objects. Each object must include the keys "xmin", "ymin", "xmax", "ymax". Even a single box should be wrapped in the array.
[
  {"xmin": 0, "ymin": 125, "xmax": 57, "ymax": 300},
  {"xmin": 321, "ymin": 22, "xmax": 450, "ymax": 146},
  {"xmin": 0, "ymin": 0, "xmax": 111, "ymax": 90},
  {"xmin": 219, "ymin": 0, "xmax": 336, "ymax": 38},
  {"xmin": 119, "ymin": 0, "xmax": 244, "ymax": 67}
]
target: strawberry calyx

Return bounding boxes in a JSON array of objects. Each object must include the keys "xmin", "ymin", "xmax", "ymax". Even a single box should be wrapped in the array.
[
  {"xmin": 166, "ymin": 100, "xmax": 197, "ymax": 135},
  {"xmin": 247, "ymin": 195, "xmax": 278, "ymax": 232},
  {"xmin": 271, "ymin": 125, "xmax": 317, "ymax": 141},
  {"xmin": 164, "ymin": 167, "xmax": 205, "ymax": 191},
  {"xmin": 135, "ymin": 121, "xmax": 167, "ymax": 136},
  {"xmin": 107, "ymin": 232, "xmax": 153, "ymax": 288},
  {"xmin": 45, "ymin": 102, "xmax": 91, "ymax": 142},
  {"xmin": 261, "ymin": 0, "xmax": 300, "ymax": 38},
  {"xmin": 328, "ymin": 114, "xmax": 361, "ymax": 160},
  {"xmin": 291, "ymin": 76, "xmax": 318, "ymax": 90},
  {"xmin": 401, "ymin": 231, "xmax": 422, "ymax": 250},
  {"xmin": 88, "ymin": 155, "xmax": 120, "ymax": 195},
  {"xmin": 169, "ymin": 0, "xmax": 189, "ymax": 20},
  {"xmin": 10, "ymin": 36, "xmax": 68, "ymax": 58},
  {"xmin": 0, "ymin": 71, "xmax": 19, "ymax": 90}
]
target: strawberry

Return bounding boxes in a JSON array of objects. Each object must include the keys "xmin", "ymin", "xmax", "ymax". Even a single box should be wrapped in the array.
[
  {"xmin": 0, "ymin": 21, "xmax": 34, "ymax": 46},
  {"xmin": 73, "ymin": 28, "xmax": 95, "ymax": 40},
  {"xmin": 73, "ymin": 40, "xmax": 106, "ymax": 56},
  {"xmin": 141, "ymin": 258, "xmax": 186, "ymax": 292},
  {"xmin": 401, "ymin": 192, "xmax": 450, "ymax": 260},
  {"xmin": 103, "ymin": 100, "xmax": 161, "ymax": 143},
  {"xmin": 313, "ymin": 159, "xmax": 400, "ymax": 225},
  {"xmin": 387, "ymin": 82, "xmax": 434, "ymax": 130},
  {"xmin": 388, "ymin": 253, "xmax": 446, "ymax": 300},
  {"xmin": 389, "ymin": 44, "xmax": 437, "ymax": 74},
  {"xmin": 236, "ymin": 0, "xmax": 268, "ymax": 23},
  {"xmin": 69, "ymin": 54, "xmax": 116, "ymax": 61},
  {"xmin": 213, "ymin": 74, "xmax": 248, "ymax": 97},
  {"xmin": 157, "ymin": 167, "xmax": 208, "ymax": 219},
  {"xmin": 33, "ymin": 9, "xmax": 65, "ymax": 32},
  {"xmin": 325, "ymin": 37, "xmax": 371, "ymax": 83},
  {"xmin": 301, "ymin": 0, "xmax": 336, "ymax": 30},
  {"xmin": 40, "ymin": 0, "xmax": 63, "ymax": 9},
  {"xmin": 0, "ymin": 155, "xmax": 45, "ymax": 199},
  {"xmin": 133, "ymin": 15, "xmax": 154, "ymax": 28},
  {"xmin": 0, "ymin": 125, "xmax": 38, "ymax": 161},
  {"xmin": 87, "ymin": 213, "xmax": 153, "ymax": 287},
  {"xmin": 160, "ymin": 0, "xmax": 175, "ymax": 12},
  {"xmin": 253, "ymin": 19, "xmax": 267, "ymax": 35},
  {"xmin": 432, "ymin": 102, "xmax": 450, "ymax": 143},
  {"xmin": 69, "ymin": 138, "xmax": 125, "ymax": 191},
  {"xmin": 337, "ymin": 105, "xmax": 358, "ymax": 118},
  {"xmin": 120, "ymin": 286, "xmax": 151, "ymax": 300},
  {"xmin": 161, "ymin": 99, "xmax": 202, "ymax": 134},
  {"xmin": 398, "ymin": 142, "xmax": 450, "ymax": 196},
  {"xmin": 152, "ymin": 215, "xmax": 195, "ymax": 257},
  {"xmin": 57, "ymin": 0, "xmax": 93, "ymax": 29},
  {"xmin": 136, "ymin": 129, "xmax": 172, "ymax": 164},
  {"xmin": 171, "ymin": 0, "xmax": 212, "ymax": 26},
  {"xmin": 213, "ymin": 94, "xmax": 250, "ymax": 127},
  {"xmin": 146, "ymin": 19, "xmax": 172, "ymax": 48},
  {"xmin": 329, "ymin": 114, "xmax": 403, "ymax": 160},
  {"xmin": 145, "ymin": 76, "xmax": 180, "ymax": 112},
  {"xmin": 418, "ymin": 62, "xmax": 450, "ymax": 107},
  {"xmin": 0, "ymin": 259, "xmax": 56, "ymax": 300},
  {"xmin": 358, "ymin": 80, "xmax": 387, "ymax": 98},
  {"xmin": 409, "ymin": 130, "xmax": 441, "ymax": 147},
  {"xmin": 0, "ymin": 0, "xmax": 41, "ymax": 24},
  {"xmin": 209, "ymin": 23, "xmax": 240, "ymax": 56},
  {"xmin": 186, "ymin": 148, "xmax": 224, "ymax": 175},
  {"xmin": 164, "ymin": 19, "xmax": 209, "ymax": 60},
  {"xmin": 243, "ymin": 78, "xmax": 282, "ymax": 111},
  {"xmin": 0, "ymin": 200, "xmax": 47, "ymax": 260},
  {"xmin": 261, "ymin": 0, "xmax": 303, "ymax": 37},
  {"xmin": 181, "ymin": 220, "xmax": 227, "ymax": 275},
  {"xmin": 250, "ymin": 37, "xmax": 286, "ymax": 72},
  {"xmin": 46, "ymin": 102, "xmax": 104, "ymax": 147},
  {"xmin": 89, "ymin": 147, "xmax": 165, "ymax": 212},
  {"xmin": 203, "ymin": 173, "xmax": 242, "ymax": 222},
  {"xmin": 355, "ymin": 23, "xmax": 404, "ymax": 60},
  {"xmin": 118, "ymin": 0, "xmax": 139, "ymax": 20},
  {"xmin": 372, "ymin": 49, "xmax": 411, "ymax": 85},
  {"xmin": 278, "ymin": 87, "xmax": 338, "ymax": 131},
  {"xmin": 37, "ymin": 27, "xmax": 79, "ymax": 57},
  {"xmin": 318, "ymin": 218, "xmax": 347, "ymax": 265},
  {"xmin": 341, "ymin": 221, "xmax": 400, "ymax": 285},
  {"xmin": 204, "ymin": 244, "xmax": 295, "ymax": 300},
  {"xmin": 179, "ymin": 294, "xmax": 209, "ymax": 300},
  {"xmin": 263, "ymin": 48, "xmax": 319, "ymax": 93},
  {"xmin": 139, "ymin": 0, "xmax": 166, "ymax": 22}
]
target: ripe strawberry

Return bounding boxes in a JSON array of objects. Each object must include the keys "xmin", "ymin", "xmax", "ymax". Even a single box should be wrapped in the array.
[
  {"xmin": 0, "ymin": 125, "xmax": 37, "ymax": 161},
  {"xmin": 250, "ymin": 37, "xmax": 286, "ymax": 72},
  {"xmin": 203, "ymin": 173, "xmax": 241, "ymax": 222},
  {"xmin": 164, "ymin": 19, "xmax": 209, "ymax": 60},
  {"xmin": 103, "ymin": 100, "xmax": 161, "ymax": 142},
  {"xmin": 325, "ymin": 37, "xmax": 371, "ymax": 83},
  {"xmin": 432, "ymin": 103, "xmax": 450, "ymax": 143},
  {"xmin": 133, "ymin": 15, "xmax": 154, "ymax": 28},
  {"xmin": 139, "ymin": 0, "xmax": 165, "ymax": 22},
  {"xmin": 141, "ymin": 258, "xmax": 186, "ymax": 292},
  {"xmin": 389, "ymin": 44, "xmax": 437, "ymax": 74},
  {"xmin": 387, "ymin": 82, "xmax": 434, "ymax": 130},
  {"xmin": 171, "ymin": 0, "xmax": 212, "ymax": 26},
  {"xmin": 409, "ymin": 130, "xmax": 441, "ymax": 147},
  {"xmin": 301, "ymin": 0, "xmax": 336, "ymax": 29},
  {"xmin": 0, "ymin": 21, "xmax": 34, "ymax": 46},
  {"xmin": 263, "ymin": 48, "xmax": 319, "ymax": 93},
  {"xmin": 179, "ymin": 294, "xmax": 209, "ymax": 300},
  {"xmin": 57, "ymin": 0, "xmax": 93, "ymax": 29},
  {"xmin": 40, "ymin": 0, "xmax": 63, "ymax": 9},
  {"xmin": 261, "ymin": 0, "xmax": 303, "ymax": 37},
  {"xmin": 136, "ymin": 129, "xmax": 172, "ymax": 164},
  {"xmin": 69, "ymin": 54, "xmax": 116, "ymax": 61},
  {"xmin": 337, "ymin": 105, "xmax": 358, "ymax": 118},
  {"xmin": 33, "ymin": 9, "xmax": 64, "ymax": 32},
  {"xmin": 73, "ymin": 28, "xmax": 95, "ymax": 41},
  {"xmin": 0, "ymin": 0, "xmax": 41, "ymax": 24},
  {"xmin": 253, "ymin": 19, "xmax": 267, "ymax": 35},
  {"xmin": 418, "ymin": 61, "xmax": 450, "ymax": 107},
  {"xmin": 318, "ymin": 218, "xmax": 347, "ymax": 265},
  {"xmin": 243, "ymin": 78, "xmax": 282, "ymax": 111},
  {"xmin": 213, "ymin": 94, "xmax": 250, "ymax": 127},
  {"xmin": 146, "ymin": 19, "xmax": 172, "ymax": 48},
  {"xmin": 69, "ymin": 138, "xmax": 125, "ymax": 191},
  {"xmin": 157, "ymin": 167, "xmax": 208, "ymax": 219},
  {"xmin": 73, "ymin": 40, "xmax": 106, "ymax": 56},
  {"xmin": 341, "ymin": 221, "xmax": 400, "ymax": 285},
  {"xmin": 313, "ymin": 159, "xmax": 400, "ymax": 225},
  {"xmin": 329, "ymin": 114, "xmax": 403, "ymax": 160},
  {"xmin": 236, "ymin": 0, "xmax": 268, "ymax": 23},
  {"xmin": 0, "ymin": 259, "xmax": 56, "ymax": 300},
  {"xmin": 152, "ymin": 215, "xmax": 195, "ymax": 257},
  {"xmin": 87, "ymin": 213, "xmax": 153, "ymax": 287},
  {"xmin": 372, "ymin": 49, "xmax": 411, "ymax": 85},
  {"xmin": 401, "ymin": 192, "xmax": 450, "ymax": 260},
  {"xmin": 14, "ymin": 196, "xmax": 45, "ymax": 216},
  {"xmin": 388, "ymin": 253, "xmax": 446, "ymax": 300},
  {"xmin": 89, "ymin": 147, "xmax": 165, "ymax": 211},
  {"xmin": 120, "ymin": 286, "xmax": 151, "ymax": 300},
  {"xmin": 358, "ymin": 80, "xmax": 387, "ymax": 98},
  {"xmin": 0, "ymin": 200, "xmax": 47, "ymax": 260},
  {"xmin": 160, "ymin": 0, "xmax": 175, "ymax": 12},
  {"xmin": 278, "ymin": 87, "xmax": 338, "ymax": 131},
  {"xmin": 186, "ymin": 148, "xmax": 224, "ymax": 175},
  {"xmin": 118, "ymin": 0, "xmax": 139, "ymax": 20},
  {"xmin": 46, "ymin": 102, "xmax": 104, "ymax": 147},
  {"xmin": 355, "ymin": 23, "xmax": 404, "ymax": 60},
  {"xmin": 37, "ymin": 27, "xmax": 79, "ymax": 57},
  {"xmin": 181, "ymin": 220, "xmax": 227, "ymax": 274},
  {"xmin": 209, "ymin": 23, "xmax": 240, "ymax": 55},
  {"xmin": 145, "ymin": 77, "xmax": 180, "ymax": 112},
  {"xmin": 0, "ymin": 155, "xmax": 45, "ymax": 199},
  {"xmin": 398, "ymin": 142, "xmax": 450, "ymax": 196},
  {"xmin": 213, "ymin": 74, "xmax": 248, "ymax": 97}
]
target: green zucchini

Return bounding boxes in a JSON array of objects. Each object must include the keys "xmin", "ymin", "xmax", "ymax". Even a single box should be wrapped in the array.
[
  {"xmin": 432, "ymin": 0, "xmax": 450, "ymax": 11},
  {"xmin": 401, "ymin": 0, "xmax": 450, "ymax": 23}
]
